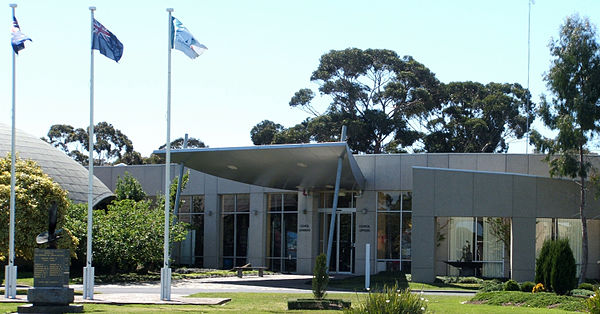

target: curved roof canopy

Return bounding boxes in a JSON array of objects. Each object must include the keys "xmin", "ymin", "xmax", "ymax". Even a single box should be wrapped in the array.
[
  {"xmin": 154, "ymin": 142, "xmax": 365, "ymax": 191},
  {"xmin": 0, "ymin": 124, "xmax": 113, "ymax": 207}
]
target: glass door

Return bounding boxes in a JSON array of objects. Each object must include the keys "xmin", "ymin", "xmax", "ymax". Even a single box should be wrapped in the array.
[{"xmin": 321, "ymin": 211, "xmax": 355, "ymax": 273}]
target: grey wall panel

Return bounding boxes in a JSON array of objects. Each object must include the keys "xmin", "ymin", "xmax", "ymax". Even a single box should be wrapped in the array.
[
  {"xmin": 535, "ymin": 177, "xmax": 579, "ymax": 218},
  {"xmin": 411, "ymin": 216, "xmax": 435, "ymax": 282},
  {"xmin": 400, "ymin": 155, "xmax": 427, "ymax": 190},
  {"xmin": 185, "ymin": 169, "xmax": 206, "ymax": 195},
  {"xmin": 354, "ymin": 155, "xmax": 375, "ymax": 191},
  {"xmin": 217, "ymin": 177, "xmax": 252, "ymax": 194},
  {"xmin": 427, "ymin": 154, "xmax": 449, "ymax": 168},
  {"xmin": 203, "ymin": 193, "xmax": 220, "ymax": 268},
  {"xmin": 374, "ymin": 155, "xmax": 401, "ymax": 190},
  {"xmin": 412, "ymin": 168, "xmax": 435, "ymax": 217},
  {"xmin": 512, "ymin": 175, "xmax": 536, "ymax": 218},
  {"xmin": 476, "ymin": 154, "xmax": 506, "ymax": 172},
  {"xmin": 248, "ymin": 192, "xmax": 266, "ymax": 267},
  {"xmin": 449, "ymin": 154, "xmax": 477, "ymax": 170},
  {"xmin": 473, "ymin": 172, "xmax": 512, "ymax": 217},
  {"xmin": 205, "ymin": 175, "xmax": 218, "ymax": 194},
  {"xmin": 506, "ymin": 154, "xmax": 528, "ymax": 174},
  {"xmin": 528, "ymin": 155, "xmax": 549, "ymax": 176},
  {"xmin": 434, "ymin": 170, "xmax": 474, "ymax": 217},
  {"xmin": 511, "ymin": 217, "xmax": 536, "ymax": 282}
]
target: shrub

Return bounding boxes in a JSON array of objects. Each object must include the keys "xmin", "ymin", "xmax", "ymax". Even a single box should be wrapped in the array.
[
  {"xmin": 571, "ymin": 289, "xmax": 595, "ymax": 297},
  {"xmin": 532, "ymin": 283, "xmax": 545, "ymax": 293},
  {"xmin": 520, "ymin": 281, "xmax": 535, "ymax": 292},
  {"xmin": 586, "ymin": 289, "xmax": 600, "ymax": 314},
  {"xmin": 504, "ymin": 279, "xmax": 520, "ymax": 291},
  {"xmin": 550, "ymin": 238, "xmax": 577, "ymax": 295},
  {"xmin": 535, "ymin": 239, "xmax": 553, "ymax": 289},
  {"xmin": 579, "ymin": 283, "xmax": 596, "ymax": 291},
  {"xmin": 312, "ymin": 253, "xmax": 329, "ymax": 299},
  {"xmin": 114, "ymin": 172, "xmax": 146, "ymax": 201},
  {"xmin": 346, "ymin": 284, "xmax": 426, "ymax": 314},
  {"xmin": 479, "ymin": 279, "xmax": 503, "ymax": 292}
]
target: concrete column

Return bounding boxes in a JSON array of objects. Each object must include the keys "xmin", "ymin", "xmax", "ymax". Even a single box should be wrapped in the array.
[
  {"xmin": 203, "ymin": 193, "xmax": 220, "ymax": 268},
  {"xmin": 511, "ymin": 217, "xmax": 536, "ymax": 282},
  {"xmin": 296, "ymin": 191, "xmax": 314, "ymax": 274},
  {"xmin": 411, "ymin": 216, "xmax": 435, "ymax": 282},
  {"xmin": 247, "ymin": 192, "xmax": 265, "ymax": 267},
  {"xmin": 354, "ymin": 191, "xmax": 376, "ymax": 276}
]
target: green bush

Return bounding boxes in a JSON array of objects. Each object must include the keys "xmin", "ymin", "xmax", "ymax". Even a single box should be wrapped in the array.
[
  {"xmin": 312, "ymin": 254, "xmax": 329, "ymax": 299},
  {"xmin": 550, "ymin": 238, "xmax": 577, "ymax": 295},
  {"xmin": 571, "ymin": 289, "xmax": 595, "ymax": 297},
  {"xmin": 535, "ymin": 239, "xmax": 553, "ymax": 289},
  {"xmin": 479, "ymin": 279, "xmax": 503, "ymax": 292},
  {"xmin": 520, "ymin": 281, "xmax": 535, "ymax": 292},
  {"xmin": 114, "ymin": 172, "xmax": 146, "ymax": 201},
  {"xmin": 504, "ymin": 279, "xmax": 520, "ymax": 291},
  {"xmin": 579, "ymin": 283, "xmax": 596, "ymax": 291},
  {"xmin": 346, "ymin": 284, "xmax": 426, "ymax": 314},
  {"xmin": 586, "ymin": 288, "xmax": 600, "ymax": 314}
]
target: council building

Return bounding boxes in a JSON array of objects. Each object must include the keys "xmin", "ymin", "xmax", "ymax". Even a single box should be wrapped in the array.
[{"xmin": 94, "ymin": 142, "xmax": 600, "ymax": 282}]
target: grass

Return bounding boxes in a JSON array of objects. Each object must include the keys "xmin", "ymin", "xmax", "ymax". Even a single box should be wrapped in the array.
[
  {"xmin": 68, "ymin": 269, "xmax": 271, "ymax": 284},
  {"xmin": 328, "ymin": 272, "xmax": 478, "ymax": 292},
  {"xmin": 0, "ymin": 293, "xmax": 583, "ymax": 313}
]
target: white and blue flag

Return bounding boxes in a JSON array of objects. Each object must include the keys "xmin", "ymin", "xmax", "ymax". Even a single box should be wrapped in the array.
[
  {"xmin": 171, "ymin": 17, "xmax": 207, "ymax": 59},
  {"xmin": 11, "ymin": 15, "xmax": 31, "ymax": 54}
]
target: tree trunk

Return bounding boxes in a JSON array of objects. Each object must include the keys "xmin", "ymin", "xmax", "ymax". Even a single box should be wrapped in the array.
[{"xmin": 579, "ymin": 145, "xmax": 588, "ymax": 285}]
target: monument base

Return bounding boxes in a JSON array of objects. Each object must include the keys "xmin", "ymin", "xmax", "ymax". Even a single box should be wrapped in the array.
[
  {"xmin": 27, "ymin": 287, "xmax": 75, "ymax": 305},
  {"xmin": 17, "ymin": 304, "xmax": 83, "ymax": 313}
]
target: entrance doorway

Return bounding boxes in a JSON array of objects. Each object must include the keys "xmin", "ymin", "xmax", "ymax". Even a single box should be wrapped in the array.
[{"xmin": 320, "ymin": 211, "xmax": 356, "ymax": 273}]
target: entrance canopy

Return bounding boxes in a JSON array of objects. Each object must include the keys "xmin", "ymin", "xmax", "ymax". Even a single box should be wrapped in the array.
[{"xmin": 154, "ymin": 142, "xmax": 365, "ymax": 191}]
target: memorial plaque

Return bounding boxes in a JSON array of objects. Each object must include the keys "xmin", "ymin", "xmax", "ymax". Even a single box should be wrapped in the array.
[{"xmin": 33, "ymin": 249, "xmax": 69, "ymax": 288}]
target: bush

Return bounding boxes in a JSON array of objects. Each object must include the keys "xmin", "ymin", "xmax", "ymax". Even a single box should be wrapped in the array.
[
  {"xmin": 520, "ymin": 281, "xmax": 535, "ymax": 292},
  {"xmin": 571, "ymin": 289, "xmax": 595, "ymax": 297},
  {"xmin": 535, "ymin": 239, "xmax": 553, "ymax": 289},
  {"xmin": 312, "ymin": 254, "xmax": 329, "ymax": 299},
  {"xmin": 346, "ymin": 284, "xmax": 426, "ymax": 314},
  {"xmin": 586, "ymin": 289, "xmax": 600, "ymax": 314},
  {"xmin": 504, "ymin": 279, "xmax": 520, "ymax": 291},
  {"xmin": 550, "ymin": 238, "xmax": 577, "ymax": 295},
  {"xmin": 114, "ymin": 172, "xmax": 146, "ymax": 201},
  {"xmin": 579, "ymin": 283, "xmax": 596, "ymax": 291},
  {"xmin": 479, "ymin": 279, "xmax": 503, "ymax": 292}
]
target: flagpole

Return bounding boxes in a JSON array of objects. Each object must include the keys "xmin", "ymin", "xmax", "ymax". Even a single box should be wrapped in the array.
[
  {"xmin": 5, "ymin": 3, "xmax": 18, "ymax": 300},
  {"xmin": 161, "ymin": 7, "xmax": 174, "ymax": 301},
  {"xmin": 83, "ymin": 5, "xmax": 96, "ymax": 301}
]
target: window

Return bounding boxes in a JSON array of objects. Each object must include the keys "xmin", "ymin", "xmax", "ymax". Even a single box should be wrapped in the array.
[
  {"xmin": 177, "ymin": 195, "xmax": 204, "ymax": 267},
  {"xmin": 536, "ymin": 218, "xmax": 583, "ymax": 274},
  {"xmin": 266, "ymin": 193, "xmax": 298, "ymax": 273},
  {"xmin": 376, "ymin": 191, "xmax": 412, "ymax": 271},
  {"xmin": 221, "ymin": 194, "xmax": 250, "ymax": 269}
]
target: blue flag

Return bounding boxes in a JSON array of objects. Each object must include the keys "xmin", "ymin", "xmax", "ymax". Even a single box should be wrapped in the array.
[
  {"xmin": 92, "ymin": 19, "xmax": 123, "ymax": 62},
  {"xmin": 11, "ymin": 15, "xmax": 31, "ymax": 54},
  {"xmin": 171, "ymin": 17, "xmax": 207, "ymax": 59}
]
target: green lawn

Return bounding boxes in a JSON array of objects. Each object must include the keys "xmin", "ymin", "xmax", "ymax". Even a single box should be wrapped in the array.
[{"xmin": 0, "ymin": 293, "xmax": 582, "ymax": 313}]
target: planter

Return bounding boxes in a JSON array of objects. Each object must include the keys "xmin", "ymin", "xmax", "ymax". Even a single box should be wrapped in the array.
[{"xmin": 287, "ymin": 298, "xmax": 351, "ymax": 310}]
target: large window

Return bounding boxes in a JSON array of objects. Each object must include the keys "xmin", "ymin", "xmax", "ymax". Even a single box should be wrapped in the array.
[
  {"xmin": 176, "ymin": 195, "xmax": 204, "ymax": 267},
  {"xmin": 221, "ymin": 194, "xmax": 249, "ymax": 269},
  {"xmin": 447, "ymin": 217, "xmax": 504, "ymax": 277},
  {"xmin": 266, "ymin": 193, "xmax": 298, "ymax": 273},
  {"xmin": 376, "ymin": 191, "xmax": 412, "ymax": 272},
  {"xmin": 536, "ymin": 218, "xmax": 583, "ymax": 274}
]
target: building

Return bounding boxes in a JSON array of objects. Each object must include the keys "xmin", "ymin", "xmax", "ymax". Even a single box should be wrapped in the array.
[{"xmin": 94, "ymin": 142, "xmax": 600, "ymax": 282}]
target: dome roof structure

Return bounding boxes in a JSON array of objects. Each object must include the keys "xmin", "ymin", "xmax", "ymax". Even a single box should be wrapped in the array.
[{"xmin": 0, "ymin": 123, "xmax": 113, "ymax": 207}]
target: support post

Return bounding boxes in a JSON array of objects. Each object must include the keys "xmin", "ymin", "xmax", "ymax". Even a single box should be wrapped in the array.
[
  {"xmin": 161, "ymin": 7, "xmax": 174, "ymax": 301},
  {"xmin": 5, "ymin": 3, "xmax": 18, "ymax": 300},
  {"xmin": 365, "ymin": 243, "xmax": 370, "ymax": 290},
  {"xmin": 325, "ymin": 126, "xmax": 347, "ymax": 274},
  {"xmin": 173, "ymin": 133, "xmax": 189, "ymax": 217},
  {"xmin": 83, "ymin": 6, "xmax": 96, "ymax": 300}
]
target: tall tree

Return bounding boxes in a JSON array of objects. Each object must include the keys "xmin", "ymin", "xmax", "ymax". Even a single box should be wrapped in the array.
[
  {"xmin": 423, "ymin": 82, "xmax": 533, "ymax": 152},
  {"xmin": 530, "ymin": 15, "xmax": 600, "ymax": 284},
  {"xmin": 291, "ymin": 48, "xmax": 441, "ymax": 153},
  {"xmin": 158, "ymin": 137, "xmax": 206, "ymax": 150}
]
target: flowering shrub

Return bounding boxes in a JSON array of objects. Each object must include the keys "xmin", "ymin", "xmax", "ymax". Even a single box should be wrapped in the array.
[
  {"xmin": 585, "ymin": 289, "xmax": 600, "ymax": 314},
  {"xmin": 345, "ymin": 284, "xmax": 426, "ymax": 314},
  {"xmin": 532, "ymin": 283, "xmax": 545, "ymax": 293}
]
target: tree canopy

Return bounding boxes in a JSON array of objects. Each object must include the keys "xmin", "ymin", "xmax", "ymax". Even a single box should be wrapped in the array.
[{"xmin": 530, "ymin": 14, "xmax": 600, "ymax": 284}]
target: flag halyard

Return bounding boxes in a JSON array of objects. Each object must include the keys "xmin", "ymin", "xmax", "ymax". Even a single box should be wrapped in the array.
[
  {"xmin": 171, "ymin": 16, "xmax": 207, "ymax": 59},
  {"xmin": 92, "ymin": 18, "xmax": 123, "ymax": 62},
  {"xmin": 11, "ymin": 15, "xmax": 31, "ymax": 54}
]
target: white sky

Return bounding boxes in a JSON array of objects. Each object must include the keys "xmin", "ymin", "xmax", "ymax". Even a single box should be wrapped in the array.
[{"xmin": 1, "ymin": 0, "xmax": 599, "ymax": 156}]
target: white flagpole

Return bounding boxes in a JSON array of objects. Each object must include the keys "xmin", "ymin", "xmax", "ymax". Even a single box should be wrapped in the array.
[
  {"xmin": 161, "ymin": 7, "xmax": 174, "ymax": 301},
  {"xmin": 83, "ymin": 6, "xmax": 96, "ymax": 300},
  {"xmin": 5, "ymin": 3, "xmax": 18, "ymax": 300}
]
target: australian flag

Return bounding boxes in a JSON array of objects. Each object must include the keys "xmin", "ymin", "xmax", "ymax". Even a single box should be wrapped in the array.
[
  {"xmin": 11, "ymin": 16, "xmax": 31, "ymax": 54},
  {"xmin": 92, "ymin": 19, "xmax": 123, "ymax": 62}
]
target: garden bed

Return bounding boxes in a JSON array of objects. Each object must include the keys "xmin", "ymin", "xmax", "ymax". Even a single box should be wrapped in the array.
[{"xmin": 469, "ymin": 291, "xmax": 586, "ymax": 312}]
